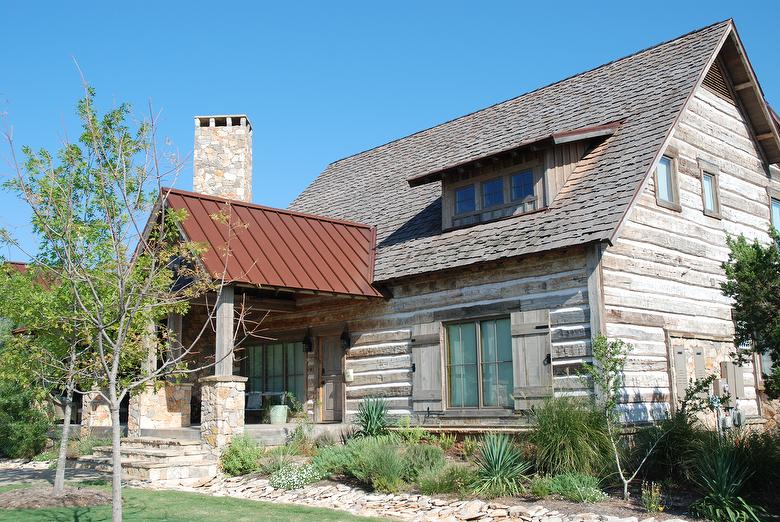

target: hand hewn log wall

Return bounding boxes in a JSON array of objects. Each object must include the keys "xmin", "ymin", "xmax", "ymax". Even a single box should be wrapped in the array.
[{"xmin": 603, "ymin": 85, "xmax": 775, "ymax": 422}]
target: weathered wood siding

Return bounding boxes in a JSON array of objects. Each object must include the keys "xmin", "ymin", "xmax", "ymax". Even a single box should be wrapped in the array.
[
  {"xmin": 602, "ymin": 84, "xmax": 775, "ymax": 422},
  {"xmin": 255, "ymin": 247, "xmax": 592, "ymax": 425}
]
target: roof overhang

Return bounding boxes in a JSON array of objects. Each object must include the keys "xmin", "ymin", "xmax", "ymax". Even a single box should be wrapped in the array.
[
  {"xmin": 720, "ymin": 25, "xmax": 780, "ymax": 164},
  {"xmin": 406, "ymin": 121, "xmax": 622, "ymax": 187}
]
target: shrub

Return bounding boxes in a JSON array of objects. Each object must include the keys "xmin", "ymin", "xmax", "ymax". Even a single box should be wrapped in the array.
[
  {"xmin": 269, "ymin": 463, "xmax": 321, "ymax": 490},
  {"xmin": 735, "ymin": 427, "xmax": 780, "ymax": 495},
  {"xmin": 311, "ymin": 444, "xmax": 352, "ymax": 477},
  {"xmin": 0, "ymin": 382, "xmax": 51, "ymax": 458},
  {"xmin": 530, "ymin": 397, "xmax": 610, "ymax": 476},
  {"xmin": 689, "ymin": 434, "xmax": 766, "ymax": 522},
  {"xmin": 287, "ymin": 422, "xmax": 316, "ymax": 456},
  {"xmin": 33, "ymin": 449, "xmax": 58, "ymax": 462},
  {"xmin": 418, "ymin": 463, "xmax": 477, "ymax": 496},
  {"xmin": 347, "ymin": 437, "xmax": 406, "ymax": 493},
  {"xmin": 396, "ymin": 416, "xmax": 430, "ymax": 444},
  {"xmin": 76, "ymin": 437, "xmax": 111, "ymax": 456},
  {"xmin": 314, "ymin": 431, "xmax": 337, "ymax": 449},
  {"xmin": 355, "ymin": 398, "xmax": 389, "ymax": 437},
  {"xmin": 220, "ymin": 435, "xmax": 263, "ymax": 476},
  {"xmin": 640, "ymin": 481, "xmax": 664, "ymax": 513},
  {"xmin": 402, "ymin": 443, "xmax": 445, "ymax": 481},
  {"xmin": 529, "ymin": 476, "xmax": 552, "ymax": 498},
  {"xmin": 461, "ymin": 436, "xmax": 478, "ymax": 459},
  {"xmin": 546, "ymin": 473, "xmax": 607, "ymax": 503},
  {"xmin": 472, "ymin": 433, "xmax": 531, "ymax": 498},
  {"xmin": 259, "ymin": 445, "xmax": 296, "ymax": 475},
  {"xmin": 436, "ymin": 433, "xmax": 456, "ymax": 452}
]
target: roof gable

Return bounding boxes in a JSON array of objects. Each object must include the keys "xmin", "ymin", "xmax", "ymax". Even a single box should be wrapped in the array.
[
  {"xmin": 165, "ymin": 188, "xmax": 382, "ymax": 298},
  {"xmin": 290, "ymin": 21, "xmax": 735, "ymax": 282}
]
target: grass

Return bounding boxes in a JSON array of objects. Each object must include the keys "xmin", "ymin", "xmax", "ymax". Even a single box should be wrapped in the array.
[{"xmin": 0, "ymin": 483, "xmax": 376, "ymax": 521}]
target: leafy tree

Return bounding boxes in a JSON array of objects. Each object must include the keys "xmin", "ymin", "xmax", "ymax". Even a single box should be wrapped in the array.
[
  {"xmin": 2, "ymin": 87, "xmax": 259, "ymax": 521},
  {"xmin": 721, "ymin": 228, "xmax": 780, "ymax": 398}
]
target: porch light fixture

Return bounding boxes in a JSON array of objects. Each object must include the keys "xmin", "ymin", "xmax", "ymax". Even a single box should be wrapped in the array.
[
  {"xmin": 340, "ymin": 329, "xmax": 351, "ymax": 350},
  {"xmin": 303, "ymin": 330, "xmax": 313, "ymax": 353}
]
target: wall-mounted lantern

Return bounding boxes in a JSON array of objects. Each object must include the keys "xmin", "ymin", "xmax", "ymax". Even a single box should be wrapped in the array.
[
  {"xmin": 303, "ymin": 329, "xmax": 313, "ymax": 353},
  {"xmin": 340, "ymin": 329, "xmax": 351, "ymax": 350}
]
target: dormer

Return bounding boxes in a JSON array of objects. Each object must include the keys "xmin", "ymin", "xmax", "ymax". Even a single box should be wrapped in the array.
[{"xmin": 407, "ymin": 122, "xmax": 621, "ymax": 231}]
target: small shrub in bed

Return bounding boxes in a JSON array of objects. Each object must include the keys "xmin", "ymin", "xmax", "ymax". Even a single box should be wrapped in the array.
[
  {"xmin": 311, "ymin": 444, "xmax": 352, "ymax": 477},
  {"xmin": 354, "ymin": 397, "xmax": 389, "ymax": 437},
  {"xmin": 436, "ymin": 432, "xmax": 456, "ymax": 452},
  {"xmin": 640, "ymin": 481, "xmax": 664, "ymax": 513},
  {"xmin": 546, "ymin": 473, "xmax": 607, "ymax": 503},
  {"xmin": 0, "ymin": 382, "xmax": 51, "ymax": 459},
  {"xmin": 220, "ymin": 435, "xmax": 263, "ymax": 476},
  {"xmin": 418, "ymin": 463, "xmax": 477, "ymax": 496},
  {"xmin": 396, "ymin": 416, "xmax": 431, "ymax": 444},
  {"xmin": 529, "ymin": 476, "xmax": 552, "ymax": 499},
  {"xmin": 269, "ymin": 463, "xmax": 322, "ymax": 490},
  {"xmin": 461, "ymin": 435, "xmax": 478, "ymax": 459},
  {"xmin": 471, "ymin": 433, "xmax": 531, "ymax": 498},
  {"xmin": 347, "ymin": 436, "xmax": 406, "ymax": 493},
  {"xmin": 402, "ymin": 443, "xmax": 445, "ymax": 481}
]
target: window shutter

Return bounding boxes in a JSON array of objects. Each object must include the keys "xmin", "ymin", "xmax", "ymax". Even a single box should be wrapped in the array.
[
  {"xmin": 411, "ymin": 322, "xmax": 444, "ymax": 412},
  {"xmin": 694, "ymin": 349, "xmax": 706, "ymax": 380},
  {"xmin": 510, "ymin": 309, "xmax": 552, "ymax": 410},
  {"xmin": 673, "ymin": 348, "xmax": 688, "ymax": 401},
  {"xmin": 720, "ymin": 361, "xmax": 745, "ymax": 400}
]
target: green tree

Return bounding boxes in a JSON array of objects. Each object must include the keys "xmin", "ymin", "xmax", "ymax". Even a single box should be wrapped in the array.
[
  {"xmin": 1, "ymin": 88, "xmax": 255, "ymax": 521},
  {"xmin": 721, "ymin": 229, "xmax": 780, "ymax": 398}
]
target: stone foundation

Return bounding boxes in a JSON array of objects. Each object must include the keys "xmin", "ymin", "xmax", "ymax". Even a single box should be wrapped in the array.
[
  {"xmin": 199, "ymin": 375, "xmax": 247, "ymax": 456},
  {"xmin": 127, "ymin": 382, "xmax": 193, "ymax": 437},
  {"xmin": 80, "ymin": 389, "xmax": 112, "ymax": 438}
]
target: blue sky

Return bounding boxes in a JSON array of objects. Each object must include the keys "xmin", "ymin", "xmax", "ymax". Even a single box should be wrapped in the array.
[{"xmin": 1, "ymin": 1, "xmax": 778, "ymax": 260}]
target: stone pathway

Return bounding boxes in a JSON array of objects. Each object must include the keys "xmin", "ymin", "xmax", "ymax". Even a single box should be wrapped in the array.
[{"xmin": 134, "ymin": 473, "xmax": 690, "ymax": 522}]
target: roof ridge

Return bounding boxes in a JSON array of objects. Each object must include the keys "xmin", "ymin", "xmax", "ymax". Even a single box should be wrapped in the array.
[
  {"xmin": 322, "ymin": 19, "xmax": 732, "ymax": 168},
  {"xmin": 163, "ymin": 187, "xmax": 374, "ymax": 230}
]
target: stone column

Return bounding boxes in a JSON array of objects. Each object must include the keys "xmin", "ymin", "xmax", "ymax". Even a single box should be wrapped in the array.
[
  {"xmin": 127, "ymin": 382, "xmax": 193, "ymax": 437},
  {"xmin": 199, "ymin": 375, "xmax": 247, "ymax": 456},
  {"xmin": 80, "ymin": 389, "xmax": 112, "ymax": 438}
]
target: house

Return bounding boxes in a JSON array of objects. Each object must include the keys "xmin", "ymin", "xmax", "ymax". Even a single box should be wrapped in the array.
[{"xmin": 79, "ymin": 19, "xmax": 780, "ymax": 452}]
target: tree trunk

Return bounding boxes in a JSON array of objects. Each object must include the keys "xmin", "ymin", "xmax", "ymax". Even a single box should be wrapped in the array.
[
  {"xmin": 53, "ymin": 386, "xmax": 74, "ymax": 495},
  {"xmin": 109, "ymin": 393, "xmax": 123, "ymax": 522}
]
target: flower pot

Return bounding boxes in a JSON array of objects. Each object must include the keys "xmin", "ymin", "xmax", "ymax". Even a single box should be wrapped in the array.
[{"xmin": 270, "ymin": 405, "xmax": 288, "ymax": 425}]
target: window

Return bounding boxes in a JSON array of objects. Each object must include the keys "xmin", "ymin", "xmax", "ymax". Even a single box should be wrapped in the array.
[
  {"xmin": 482, "ymin": 177, "xmax": 504, "ymax": 208},
  {"xmin": 247, "ymin": 342, "xmax": 305, "ymax": 403},
  {"xmin": 511, "ymin": 170, "xmax": 534, "ymax": 201},
  {"xmin": 772, "ymin": 198, "xmax": 780, "ymax": 232},
  {"xmin": 446, "ymin": 318, "xmax": 513, "ymax": 409},
  {"xmin": 701, "ymin": 172, "xmax": 721, "ymax": 217},
  {"xmin": 455, "ymin": 185, "xmax": 476, "ymax": 215},
  {"xmin": 655, "ymin": 155, "xmax": 680, "ymax": 210}
]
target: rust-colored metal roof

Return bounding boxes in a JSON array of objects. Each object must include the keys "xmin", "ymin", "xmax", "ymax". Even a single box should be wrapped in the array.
[{"xmin": 164, "ymin": 188, "xmax": 382, "ymax": 298}]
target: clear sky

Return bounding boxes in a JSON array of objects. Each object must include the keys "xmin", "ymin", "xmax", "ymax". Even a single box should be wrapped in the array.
[{"xmin": 1, "ymin": 1, "xmax": 778, "ymax": 261}]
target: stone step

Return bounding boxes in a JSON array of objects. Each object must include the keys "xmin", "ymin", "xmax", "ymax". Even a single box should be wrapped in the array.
[
  {"xmin": 120, "ymin": 437, "xmax": 203, "ymax": 450},
  {"xmin": 91, "ymin": 445, "xmax": 210, "ymax": 463},
  {"xmin": 76, "ymin": 455, "xmax": 217, "ymax": 482}
]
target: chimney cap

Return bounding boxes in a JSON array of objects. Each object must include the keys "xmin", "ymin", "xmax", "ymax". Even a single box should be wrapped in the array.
[{"xmin": 194, "ymin": 114, "xmax": 252, "ymax": 131}]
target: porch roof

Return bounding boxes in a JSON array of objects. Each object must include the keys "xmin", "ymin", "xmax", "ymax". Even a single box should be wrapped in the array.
[{"xmin": 165, "ymin": 188, "xmax": 383, "ymax": 298}]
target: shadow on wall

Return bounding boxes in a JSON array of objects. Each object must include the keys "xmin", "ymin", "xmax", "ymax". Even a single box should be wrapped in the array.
[
  {"xmin": 619, "ymin": 387, "xmax": 670, "ymax": 424},
  {"xmin": 378, "ymin": 197, "xmax": 442, "ymax": 248}
]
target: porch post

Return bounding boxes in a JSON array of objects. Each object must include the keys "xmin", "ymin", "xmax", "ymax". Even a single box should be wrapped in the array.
[
  {"xmin": 215, "ymin": 285, "xmax": 234, "ymax": 376},
  {"xmin": 128, "ymin": 321, "xmax": 159, "ymax": 437}
]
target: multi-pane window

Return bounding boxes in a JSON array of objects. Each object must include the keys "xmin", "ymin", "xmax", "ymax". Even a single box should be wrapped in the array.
[
  {"xmin": 446, "ymin": 318, "xmax": 513, "ymax": 409},
  {"xmin": 247, "ymin": 342, "xmax": 305, "ymax": 403},
  {"xmin": 511, "ymin": 170, "xmax": 534, "ymax": 201},
  {"xmin": 656, "ymin": 156, "xmax": 677, "ymax": 205},
  {"xmin": 772, "ymin": 199, "xmax": 780, "ymax": 232},
  {"xmin": 482, "ymin": 177, "xmax": 504, "ymax": 208},
  {"xmin": 701, "ymin": 172, "xmax": 720, "ymax": 217},
  {"xmin": 455, "ymin": 185, "xmax": 476, "ymax": 215}
]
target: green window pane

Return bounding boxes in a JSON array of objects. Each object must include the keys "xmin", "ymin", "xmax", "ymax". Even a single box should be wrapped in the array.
[
  {"xmin": 498, "ymin": 362, "xmax": 514, "ymax": 408},
  {"xmin": 496, "ymin": 318, "xmax": 512, "ymax": 361},
  {"xmin": 481, "ymin": 320, "xmax": 497, "ymax": 363},
  {"xmin": 482, "ymin": 364, "xmax": 498, "ymax": 407},
  {"xmin": 703, "ymin": 173, "xmax": 716, "ymax": 212},
  {"xmin": 449, "ymin": 364, "xmax": 478, "ymax": 408},
  {"xmin": 657, "ymin": 156, "xmax": 673, "ymax": 202},
  {"xmin": 772, "ymin": 199, "xmax": 780, "ymax": 231}
]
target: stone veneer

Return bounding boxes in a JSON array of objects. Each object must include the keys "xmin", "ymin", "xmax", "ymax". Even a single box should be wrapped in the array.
[
  {"xmin": 199, "ymin": 375, "xmax": 247, "ymax": 456},
  {"xmin": 193, "ymin": 115, "xmax": 252, "ymax": 202},
  {"xmin": 80, "ymin": 389, "xmax": 112, "ymax": 438},
  {"xmin": 127, "ymin": 382, "xmax": 193, "ymax": 437}
]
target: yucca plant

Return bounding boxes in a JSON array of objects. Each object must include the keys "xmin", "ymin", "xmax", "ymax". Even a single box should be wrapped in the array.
[
  {"xmin": 472, "ymin": 433, "xmax": 531, "ymax": 498},
  {"xmin": 354, "ymin": 397, "xmax": 389, "ymax": 437}
]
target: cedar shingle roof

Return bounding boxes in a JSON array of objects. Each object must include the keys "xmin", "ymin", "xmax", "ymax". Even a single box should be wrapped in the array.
[{"xmin": 289, "ymin": 21, "xmax": 732, "ymax": 282}]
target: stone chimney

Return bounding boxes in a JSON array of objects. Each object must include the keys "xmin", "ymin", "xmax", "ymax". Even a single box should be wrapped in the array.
[{"xmin": 193, "ymin": 115, "xmax": 252, "ymax": 202}]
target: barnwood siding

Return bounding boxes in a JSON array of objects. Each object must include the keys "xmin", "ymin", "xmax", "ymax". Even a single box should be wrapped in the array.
[
  {"xmin": 603, "ymin": 85, "xmax": 774, "ymax": 422},
  {"xmin": 545, "ymin": 141, "xmax": 588, "ymax": 206},
  {"xmin": 255, "ymin": 247, "xmax": 592, "ymax": 424}
]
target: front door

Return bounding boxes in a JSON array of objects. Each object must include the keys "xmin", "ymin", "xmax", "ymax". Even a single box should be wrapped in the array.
[{"xmin": 320, "ymin": 336, "xmax": 344, "ymax": 422}]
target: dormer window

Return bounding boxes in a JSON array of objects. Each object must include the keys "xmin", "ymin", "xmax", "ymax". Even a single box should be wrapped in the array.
[
  {"xmin": 511, "ymin": 170, "xmax": 534, "ymax": 202},
  {"xmin": 455, "ymin": 185, "xmax": 476, "ymax": 214},
  {"xmin": 482, "ymin": 177, "xmax": 505, "ymax": 208}
]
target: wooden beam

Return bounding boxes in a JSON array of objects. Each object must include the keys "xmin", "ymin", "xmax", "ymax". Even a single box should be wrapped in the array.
[
  {"xmin": 734, "ymin": 81, "xmax": 753, "ymax": 91},
  {"xmin": 215, "ymin": 285, "xmax": 234, "ymax": 377},
  {"xmin": 756, "ymin": 133, "xmax": 775, "ymax": 141}
]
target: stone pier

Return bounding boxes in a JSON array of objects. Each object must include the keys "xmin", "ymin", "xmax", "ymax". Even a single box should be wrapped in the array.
[
  {"xmin": 127, "ymin": 382, "xmax": 193, "ymax": 437},
  {"xmin": 80, "ymin": 389, "xmax": 112, "ymax": 438},
  {"xmin": 199, "ymin": 375, "xmax": 247, "ymax": 456}
]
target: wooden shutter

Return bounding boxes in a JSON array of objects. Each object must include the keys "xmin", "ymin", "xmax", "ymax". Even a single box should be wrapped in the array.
[
  {"xmin": 411, "ymin": 322, "xmax": 443, "ymax": 412},
  {"xmin": 694, "ymin": 349, "xmax": 706, "ymax": 380},
  {"xmin": 673, "ymin": 347, "xmax": 688, "ymax": 400},
  {"xmin": 721, "ymin": 361, "xmax": 745, "ymax": 400},
  {"xmin": 510, "ymin": 309, "xmax": 552, "ymax": 410}
]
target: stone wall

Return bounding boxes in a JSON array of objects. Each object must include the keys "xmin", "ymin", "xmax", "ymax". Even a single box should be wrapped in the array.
[
  {"xmin": 80, "ymin": 389, "xmax": 111, "ymax": 438},
  {"xmin": 199, "ymin": 375, "xmax": 247, "ymax": 456},
  {"xmin": 193, "ymin": 115, "xmax": 252, "ymax": 202},
  {"xmin": 127, "ymin": 383, "xmax": 192, "ymax": 436}
]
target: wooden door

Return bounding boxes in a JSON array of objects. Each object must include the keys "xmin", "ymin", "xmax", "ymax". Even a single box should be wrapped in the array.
[{"xmin": 320, "ymin": 336, "xmax": 344, "ymax": 422}]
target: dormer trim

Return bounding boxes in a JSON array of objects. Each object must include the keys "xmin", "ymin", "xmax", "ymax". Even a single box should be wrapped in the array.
[{"xmin": 406, "ymin": 121, "xmax": 622, "ymax": 188}]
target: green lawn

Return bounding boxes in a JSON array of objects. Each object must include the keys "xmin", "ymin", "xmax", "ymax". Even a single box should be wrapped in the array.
[{"xmin": 0, "ymin": 483, "xmax": 377, "ymax": 521}]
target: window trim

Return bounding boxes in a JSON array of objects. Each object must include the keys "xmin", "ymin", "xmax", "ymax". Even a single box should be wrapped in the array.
[
  {"xmin": 655, "ymin": 152, "xmax": 681, "ymax": 212},
  {"xmin": 444, "ymin": 315, "xmax": 513, "ymax": 410},
  {"xmin": 454, "ymin": 184, "xmax": 476, "ymax": 216},
  {"xmin": 698, "ymin": 159, "xmax": 722, "ymax": 219},
  {"xmin": 768, "ymin": 187, "xmax": 780, "ymax": 231}
]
